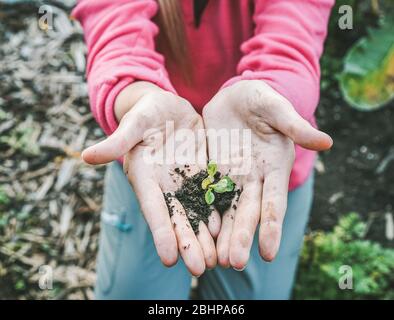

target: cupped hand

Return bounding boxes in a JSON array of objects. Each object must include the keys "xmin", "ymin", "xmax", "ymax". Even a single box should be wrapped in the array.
[
  {"xmin": 202, "ymin": 80, "xmax": 333, "ymax": 270},
  {"xmin": 82, "ymin": 85, "xmax": 220, "ymax": 276}
]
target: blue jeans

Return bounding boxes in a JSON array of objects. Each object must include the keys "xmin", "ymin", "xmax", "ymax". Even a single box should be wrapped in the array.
[{"xmin": 95, "ymin": 162, "xmax": 314, "ymax": 300}]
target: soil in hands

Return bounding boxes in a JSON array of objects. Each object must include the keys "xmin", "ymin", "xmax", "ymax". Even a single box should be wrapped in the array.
[{"xmin": 164, "ymin": 167, "xmax": 240, "ymax": 234}]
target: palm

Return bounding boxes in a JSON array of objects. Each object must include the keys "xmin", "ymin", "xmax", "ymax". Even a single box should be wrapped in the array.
[
  {"xmin": 83, "ymin": 92, "xmax": 220, "ymax": 276},
  {"xmin": 203, "ymin": 80, "xmax": 332, "ymax": 269}
]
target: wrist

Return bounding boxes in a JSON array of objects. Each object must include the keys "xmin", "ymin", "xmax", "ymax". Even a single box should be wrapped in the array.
[
  {"xmin": 114, "ymin": 81, "xmax": 164, "ymax": 122},
  {"xmin": 204, "ymin": 80, "xmax": 251, "ymax": 116}
]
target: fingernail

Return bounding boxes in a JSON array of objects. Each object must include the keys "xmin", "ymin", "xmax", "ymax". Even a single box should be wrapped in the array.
[{"xmin": 233, "ymin": 266, "xmax": 246, "ymax": 272}]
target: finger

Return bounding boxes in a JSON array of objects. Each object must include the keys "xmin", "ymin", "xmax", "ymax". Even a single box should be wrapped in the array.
[
  {"xmin": 259, "ymin": 168, "xmax": 290, "ymax": 262},
  {"xmin": 272, "ymin": 101, "xmax": 333, "ymax": 151},
  {"xmin": 196, "ymin": 221, "xmax": 217, "ymax": 269},
  {"xmin": 82, "ymin": 108, "xmax": 145, "ymax": 165},
  {"xmin": 229, "ymin": 181, "xmax": 262, "ymax": 270},
  {"xmin": 216, "ymin": 207, "xmax": 236, "ymax": 268},
  {"xmin": 169, "ymin": 198, "xmax": 206, "ymax": 276},
  {"xmin": 207, "ymin": 209, "xmax": 221, "ymax": 238},
  {"xmin": 130, "ymin": 169, "xmax": 179, "ymax": 267}
]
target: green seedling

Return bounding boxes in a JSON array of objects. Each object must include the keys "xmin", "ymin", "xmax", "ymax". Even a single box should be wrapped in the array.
[{"xmin": 202, "ymin": 161, "xmax": 235, "ymax": 205}]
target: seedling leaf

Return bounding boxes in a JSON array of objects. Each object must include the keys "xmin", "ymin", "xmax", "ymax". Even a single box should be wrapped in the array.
[
  {"xmin": 223, "ymin": 176, "xmax": 235, "ymax": 192},
  {"xmin": 207, "ymin": 161, "xmax": 217, "ymax": 177},
  {"xmin": 205, "ymin": 189, "xmax": 215, "ymax": 205},
  {"xmin": 211, "ymin": 179, "xmax": 228, "ymax": 193},
  {"xmin": 201, "ymin": 176, "xmax": 214, "ymax": 190}
]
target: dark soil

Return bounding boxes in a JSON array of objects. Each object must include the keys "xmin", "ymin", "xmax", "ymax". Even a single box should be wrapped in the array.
[
  {"xmin": 215, "ymin": 188, "xmax": 241, "ymax": 215},
  {"xmin": 164, "ymin": 169, "xmax": 238, "ymax": 234},
  {"xmin": 312, "ymin": 94, "xmax": 394, "ymax": 248},
  {"xmin": 309, "ymin": 1, "xmax": 394, "ymax": 248}
]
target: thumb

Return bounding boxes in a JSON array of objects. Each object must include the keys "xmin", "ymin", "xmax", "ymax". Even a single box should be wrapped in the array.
[
  {"xmin": 272, "ymin": 102, "xmax": 333, "ymax": 151},
  {"xmin": 81, "ymin": 110, "xmax": 144, "ymax": 165}
]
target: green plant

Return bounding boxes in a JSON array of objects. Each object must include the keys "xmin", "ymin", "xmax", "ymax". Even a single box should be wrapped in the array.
[
  {"xmin": 201, "ymin": 161, "xmax": 235, "ymax": 205},
  {"xmin": 0, "ymin": 120, "xmax": 40, "ymax": 156},
  {"xmin": 0, "ymin": 108, "xmax": 9, "ymax": 121},
  {"xmin": 294, "ymin": 213, "xmax": 394, "ymax": 299},
  {"xmin": 321, "ymin": 0, "xmax": 394, "ymax": 101},
  {"xmin": 339, "ymin": 19, "xmax": 394, "ymax": 110},
  {"xmin": 0, "ymin": 188, "xmax": 10, "ymax": 206}
]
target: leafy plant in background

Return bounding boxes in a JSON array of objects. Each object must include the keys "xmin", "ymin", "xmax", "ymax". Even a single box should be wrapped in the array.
[
  {"xmin": 294, "ymin": 213, "xmax": 394, "ymax": 299},
  {"xmin": 339, "ymin": 19, "xmax": 394, "ymax": 110},
  {"xmin": 0, "ymin": 188, "xmax": 10, "ymax": 206},
  {"xmin": 321, "ymin": 0, "xmax": 394, "ymax": 110},
  {"xmin": 0, "ymin": 117, "xmax": 41, "ymax": 156}
]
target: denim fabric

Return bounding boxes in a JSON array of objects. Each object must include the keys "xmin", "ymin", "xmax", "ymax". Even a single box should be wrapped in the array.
[{"xmin": 95, "ymin": 162, "xmax": 314, "ymax": 300}]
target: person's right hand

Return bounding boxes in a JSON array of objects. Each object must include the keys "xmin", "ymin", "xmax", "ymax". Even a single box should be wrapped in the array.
[{"xmin": 82, "ymin": 84, "xmax": 220, "ymax": 276}]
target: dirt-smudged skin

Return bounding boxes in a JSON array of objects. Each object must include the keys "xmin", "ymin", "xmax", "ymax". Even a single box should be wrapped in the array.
[{"xmin": 164, "ymin": 169, "xmax": 239, "ymax": 234}]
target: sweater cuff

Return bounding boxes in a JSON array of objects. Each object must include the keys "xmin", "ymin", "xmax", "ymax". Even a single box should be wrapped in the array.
[
  {"xmin": 98, "ymin": 68, "xmax": 178, "ymax": 136},
  {"xmin": 104, "ymin": 78, "xmax": 135, "ymax": 134}
]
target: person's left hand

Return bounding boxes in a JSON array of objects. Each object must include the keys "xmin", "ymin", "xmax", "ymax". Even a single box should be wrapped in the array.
[{"xmin": 202, "ymin": 80, "xmax": 333, "ymax": 270}]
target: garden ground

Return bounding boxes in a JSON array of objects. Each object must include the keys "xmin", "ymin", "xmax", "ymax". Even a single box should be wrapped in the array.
[{"xmin": 0, "ymin": 0, "xmax": 393, "ymax": 299}]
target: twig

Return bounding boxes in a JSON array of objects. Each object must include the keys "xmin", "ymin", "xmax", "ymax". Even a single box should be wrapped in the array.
[{"xmin": 376, "ymin": 148, "xmax": 394, "ymax": 174}]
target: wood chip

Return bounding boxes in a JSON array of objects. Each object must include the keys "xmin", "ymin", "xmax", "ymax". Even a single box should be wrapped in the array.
[
  {"xmin": 32, "ymin": 175, "xmax": 55, "ymax": 201},
  {"xmin": 55, "ymin": 158, "xmax": 77, "ymax": 191},
  {"xmin": 59, "ymin": 201, "xmax": 74, "ymax": 236}
]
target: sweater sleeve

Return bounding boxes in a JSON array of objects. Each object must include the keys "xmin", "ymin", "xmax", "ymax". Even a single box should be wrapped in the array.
[
  {"xmin": 222, "ymin": 0, "xmax": 334, "ymax": 120},
  {"xmin": 71, "ymin": 0, "xmax": 176, "ymax": 135}
]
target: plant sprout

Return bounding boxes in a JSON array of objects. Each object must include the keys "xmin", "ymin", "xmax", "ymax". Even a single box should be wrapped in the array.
[{"xmin": 202, "ymin": 161, "xmax": 235, "ymax": 205}]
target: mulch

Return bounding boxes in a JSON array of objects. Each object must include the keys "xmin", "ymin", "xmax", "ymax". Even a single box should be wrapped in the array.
[{"xmin": 0, "ymin": 0, "xmax": 103, "ymax": 299}]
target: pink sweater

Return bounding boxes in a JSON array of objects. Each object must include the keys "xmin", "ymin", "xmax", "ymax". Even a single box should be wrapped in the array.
[{"xmin": 72, "ymin": 0, "xmax": 334, "ymax": 190}]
